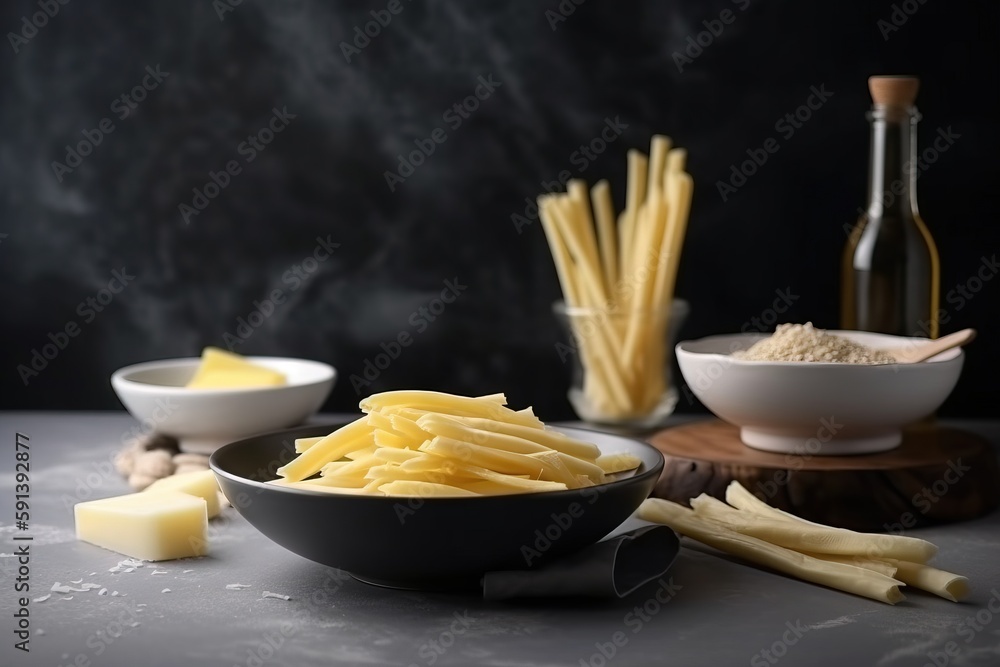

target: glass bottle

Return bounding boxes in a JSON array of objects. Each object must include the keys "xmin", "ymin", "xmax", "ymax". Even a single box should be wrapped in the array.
[{"xmin": 841, "ymin": 76, "xmax": 940, "ymax": 338}]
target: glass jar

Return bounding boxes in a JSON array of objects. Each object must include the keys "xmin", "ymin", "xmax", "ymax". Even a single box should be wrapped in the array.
[{"xmin": 553, "ymin": 299, "xmax": 689, "ymax": 428}]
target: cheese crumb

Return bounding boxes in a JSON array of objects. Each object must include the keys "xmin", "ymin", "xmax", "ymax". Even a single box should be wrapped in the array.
[
  {"xmin": 261, "ymin": 591, "xmax": 291, "ymax": 600},
  {"xmin": 735, "ymin": 323, "xmax": 896, "ymax": 364}
]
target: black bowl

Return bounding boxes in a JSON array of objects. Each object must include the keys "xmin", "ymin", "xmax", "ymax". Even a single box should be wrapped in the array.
[{"xmin": 210, "ymin": 423, "xmax": 664, "ymax": 588}]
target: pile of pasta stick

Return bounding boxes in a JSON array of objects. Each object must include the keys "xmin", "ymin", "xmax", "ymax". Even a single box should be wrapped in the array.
[
  {"xmin": 539, "ymin": 135, "xmax": 693, "ymax": 420},
  {"xmin": 640, "ymin": 482, "xmax": 969, "ymax": 605},
  {"xmin": 269, "ymin": 390, "xmax": 640, "ymax": 497}
]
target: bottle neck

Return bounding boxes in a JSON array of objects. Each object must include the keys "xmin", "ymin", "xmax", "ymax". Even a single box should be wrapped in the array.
[{"xmin": 866, "ymin": 105, "xmax": 920, "ymax": 218}]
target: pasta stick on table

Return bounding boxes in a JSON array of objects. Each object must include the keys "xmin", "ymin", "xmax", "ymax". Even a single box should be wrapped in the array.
[
  {"xmin": 801, "ymin": 552, "xmax": 899, "ymax": 578},
  {"xmin": 639, "ymin": 498, "xmax": 906, "ymax": 604},
  {"xmin": 651, "ymin": 482, "xmax": 969, "ymax": 603},
  {"xmin": 887, "ymin": 560, "xmax": 970, "ymax": 602},
  {"xmin": 724, "ymin": 481, "xmax": 940, "ymax": 558},
  {"xmin": 689, "ymin": 493, "xmax": 937, "ymax": 563}
]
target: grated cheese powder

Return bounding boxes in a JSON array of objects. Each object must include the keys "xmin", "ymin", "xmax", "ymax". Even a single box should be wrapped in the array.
[{"xmin": 735, "ymin": 323, "xmax": 896, "ymax": 365}]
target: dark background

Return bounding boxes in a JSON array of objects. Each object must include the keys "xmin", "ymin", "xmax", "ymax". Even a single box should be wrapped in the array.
[{"xmin": 1, "ymin": 0, "xmax": 997, "ymax": 419}]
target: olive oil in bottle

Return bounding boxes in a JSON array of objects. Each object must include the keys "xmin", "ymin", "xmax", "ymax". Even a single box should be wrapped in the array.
[{"xmin": 841, "ymin": 75, "xmax": 940, "ymax": 338}]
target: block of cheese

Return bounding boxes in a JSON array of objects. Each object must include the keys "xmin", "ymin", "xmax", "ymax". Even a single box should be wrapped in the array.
[
  {"xmin": 187, "ymin": 368, "xmax": 287, "ymax": 389},
  {"xmin": 75, "ymin": 491, "xmax": 208, "ymax": 561},
  {"xmin": 186, "ymin": 347, "xmax": 286, "ymax": 389},
  {"xmin": 191, "ymin": 346, "xmax": 271, "ymax": 373},
  {"xmin": 144, "ymin": 470, "xmax": 221, "ymax": 518}
]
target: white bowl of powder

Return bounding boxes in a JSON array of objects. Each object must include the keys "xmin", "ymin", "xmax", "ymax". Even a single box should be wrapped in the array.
[{"xmin": 676, "ymin": 325, "xmax": 964, "ymax": 455}]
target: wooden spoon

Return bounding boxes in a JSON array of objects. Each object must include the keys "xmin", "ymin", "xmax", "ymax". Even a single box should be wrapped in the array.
[{"xmin": 886, "ymin": 328, "xmax": 976, "ymax": 364}]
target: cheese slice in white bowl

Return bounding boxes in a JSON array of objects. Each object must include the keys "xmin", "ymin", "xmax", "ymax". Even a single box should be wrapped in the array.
[{"xmin": 186, "ymin": 347, "xmax": 285, "ymax": 389}]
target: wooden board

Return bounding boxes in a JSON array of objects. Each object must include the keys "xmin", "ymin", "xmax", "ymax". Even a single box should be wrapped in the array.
[{"xmin": 648, "ymin": 420, "xmax": 1000, "ymax": 531}]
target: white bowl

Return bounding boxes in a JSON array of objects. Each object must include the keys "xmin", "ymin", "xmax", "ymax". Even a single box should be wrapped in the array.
[
  {"xmin": 676, "ymin": 331, "xmax": 964, "ymax": 455},
  {"xmin": 111, "ymin": 357, "xmax": 336, "ymax": 445}
]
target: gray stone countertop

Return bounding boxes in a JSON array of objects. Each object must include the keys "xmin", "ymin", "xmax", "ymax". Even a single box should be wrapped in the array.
[{"xmin": 2, "ymin": 412, "xmax": 999, "ymax": 667}]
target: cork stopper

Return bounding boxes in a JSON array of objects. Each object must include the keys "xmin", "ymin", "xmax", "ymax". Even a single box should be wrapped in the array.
[{"xmin": 868, "ymin": 76, "xmax": 919, "ymax": 107}]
